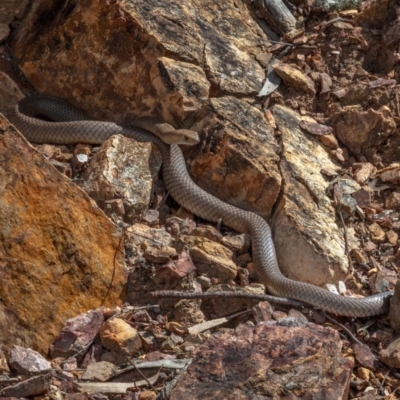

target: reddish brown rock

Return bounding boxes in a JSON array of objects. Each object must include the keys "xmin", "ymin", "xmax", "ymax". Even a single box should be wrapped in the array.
[
  {"xmin": 333, "ymin": 107, "xmax": 396, "ymax": 159},
  {"xmin": 171, "ymin": 322, "xmax": 352, "ymax": 399},
  {"xmin": 353, "ymin": 343, "xmax": 379, "ymax": 370},
  {"xmin": 379, "ymin": 337, "xmax": 400, "ymax": 368},
  {"xmin": 9, "ymin": 346, "xmax": 51, "ymax": 375},
  {"xmin": 152, "ymin": 252, "xmax": 196, "ymax": 287},
  {"xmin": 50, "ymin": 309, "xmax": 104, "ymax": 358},
  {"xmin": 0, "ymin": 374, "xmax": 51, "ymax": 398},
  {"xmin": 0, "ymin": 71, "xmax": 24, "ymax": 111},
  {"xmin": 0, "ymin": 118, "xmax": 126, "ymax": 353},
  {"xmin": 81, "ymin": 361, "xmax": 116, "ymax": 382},
  {"xmin": 386, "ymin": 192, "xmax": 400, "ymax": 210}
]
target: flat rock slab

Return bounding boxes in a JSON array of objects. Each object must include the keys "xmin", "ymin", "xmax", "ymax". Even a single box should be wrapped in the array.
[
  {"xmin": 0, "ymin": 116, "xmax": 126, "ymax": 353},
  {"xmin": 171, "ymin": 322, "xmax": 352, "ymax": 399},
  {"xmin": 271, "ymin": 105, "xmax": 354, "ymax": 286}
]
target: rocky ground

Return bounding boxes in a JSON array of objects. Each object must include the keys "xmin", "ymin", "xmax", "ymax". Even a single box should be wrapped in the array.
[{"xmin": 1, "ymin": 0, "xmax": 400, "ymax": 399}]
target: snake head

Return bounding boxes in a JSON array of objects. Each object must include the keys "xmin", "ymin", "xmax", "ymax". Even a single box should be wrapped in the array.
[{"xmin": 173, "ymin": 129, "xmax": 200, "ymax": 145}]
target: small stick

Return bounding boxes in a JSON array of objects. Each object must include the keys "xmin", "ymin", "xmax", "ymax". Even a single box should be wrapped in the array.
[
  {"xmin": 150, "ymin": 290, "xmax": 305, "ymax": 307},
  {"xmin": 320, "ymin": 311, "xmax": 363, "ymax": 346},
  {"xmin": 123, "ymin": 356, "xmax": 159, "ymax": 394}
]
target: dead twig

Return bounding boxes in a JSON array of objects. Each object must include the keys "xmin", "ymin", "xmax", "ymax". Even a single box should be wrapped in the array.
[
  {"xmin": 101, "ymin": 230, "xmax": 125, "ymax": 307},
  {"xmin": 123, "ymin": 356, "xmax": 159, "ymax": 394},
  {"xmin": 320, "ymin": 311, "xmax": 363, "ymax": 346},
  {"xmin": 150, "ymin": 290, "xmax": 304, "ymax": 307}
]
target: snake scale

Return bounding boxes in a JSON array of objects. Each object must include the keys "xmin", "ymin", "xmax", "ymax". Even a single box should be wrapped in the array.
[{"xmin": 9, "ymin": 96, "xmax": 393, "ymax": 317}]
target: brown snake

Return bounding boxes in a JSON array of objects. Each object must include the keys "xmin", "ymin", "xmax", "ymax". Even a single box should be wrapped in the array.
[{"xmin": 9, "ymin": 95, "xmax": 393, "ymax": 317}]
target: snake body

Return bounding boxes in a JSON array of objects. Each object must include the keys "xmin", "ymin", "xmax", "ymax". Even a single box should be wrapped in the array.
[{"xmin": 9, "ymin": 96, "xmax": 393, "ymax": 317}]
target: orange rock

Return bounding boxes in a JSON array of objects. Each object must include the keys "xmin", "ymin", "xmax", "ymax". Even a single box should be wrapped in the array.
[
  {"xmin": 0, "ymin": 117, "xmax": 126, "ymax": 353},
  {"xmin": 100, "ymin": 318, "xmax": 142, "ymax": 356}
]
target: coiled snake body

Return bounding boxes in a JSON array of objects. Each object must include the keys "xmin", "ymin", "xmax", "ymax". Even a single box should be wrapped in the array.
[{"xmin": 9, "ymin": 96, "xmax": 393, "ymax": 317}]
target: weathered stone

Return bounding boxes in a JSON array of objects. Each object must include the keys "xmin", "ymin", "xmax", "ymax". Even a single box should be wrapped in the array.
[
  {"xmin": 0, "ymin": 119, "xmax": 126, "ymax": 353},
  {"xmin": 143, "ymin": 245, "xmax": 176, "ymax": 264},
  {"xmin": 273, "ymin": 63, "xmax": 316, "ymax": 95},
  {"xmin": 103, "ymin": 198, "xmax": 126, "ymax": 222},
  {"xmin": 182, "ymin": 236, "xmax": 237, "ymax": 281},
  {"xmin": 271, "ymin": 106, "xmax": 354, "ymax": 286},
  {"xmin": 352, "ymin": 189, "xmax": 371, "ymax": 208},
  {"xmin": 353, "ymin": 343, "xmax": 379, "ymax": 370},
  {"xmin": 165, "ymin": 217, "xmax": 196, "ymax": 237},
  {"xmin": 221, "ymin": 234, "xmax": 250, "ymax": 255},
  {"xmin": 139, "ymin": 391, "xmax": 158, "ymax": 400},
  {"xmin": 0, "ymin": 374, "xmax": 51, "ymax": 398},
  {"xmin": 82, "ymin": 135, "xmax": 162, "ymax": 223},
  {"xmin": 50, "ymin": 309, "xmax": 104, "ymax": 358},
  {"xmin": 189, "ymin": 225, "xmax": 222, "ymax": 243},
  {"xmin": 172, "ymin": 299, "xmax": 206, "ymax": 326},
  {"xmin": 9, "ymin": 346, "xmax": 51, "ymax": 375},
  {"xmin": 0, "ymin": 0, "xmax": 29, "ymax": 26},
  {"xmin": 319, "ymin": 133, "xmax": 339, "ymax": 149},
  {"xmin": 100, "ymin": 318, "xmax": 142, "ymax": 356},
  {"xmin": 196, "ymin": 275, "xmax": 212, "ymax": 290},
  {"xmin": 333, "ymin": 106, "xmax": 396, "ymax": 158},
  {"xmin": 351, "ymin": 248, "xmax": 367, "ymax": 264},
  {"xmin": 353, "ymin": 163, "xmax": 376, "ymax": 184},
  {"xmin": 171, "ymin": 323, "xmax": 352, "ymax": 399},
  {"xmin": 152, "ymin": 252, "xmax": 196, "ymax": 287},
  {"xmin": 336, "ymin": 178, "xmax": 361, "ymax": 195},
  {"xmin": 81, "ymin": 361, "xmax": 116, "ymax": 382},
  {"xmin": 386, "ymin": 192, "xmax": 400, "ymax": 210},
  {"xmin": 0, "ymin": 71, "xmax": 24, "ymax": 111},
  {"xmin": 252, "ymin": 301, "xmax": 274, "ymax": 323},
  {"xmin": 369, "ymin": 268, "xmax": 397, "ymax": 294},
  {"xmin": 126, "ymin": 223, "xmax": 176, "ymax": 263},
  {"xmin": 369, "ymin": 329, "xmax": 393, "ymax": 348},
  {"xmin": 81, "ymin": 344, "xmax": 103, "ymax": 368},
  {"xmin": 50, "ymin": 159, "xmax": 72, "ymax": 177},
  {"xmin": 368, "ymin": 222, "xmax": 385, "ymax": 242},
  {"xmin": 363, "ymin": 241, "xmax": 377, "ymax": 252},
  {"xmin": 141, "ymin": 209, "xmax": 159, "ymax": 225},
  {"xmin": 379, "ymin": 337, "xmax": 400, "ymax": 368},
  {"xmin": 386, "ymin": 229, "xmax": 398, "ymax": 245}
]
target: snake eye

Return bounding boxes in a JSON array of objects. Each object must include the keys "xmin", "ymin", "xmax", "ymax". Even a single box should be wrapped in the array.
[{"xmin": 184, "ymin": 135, "xmax": 189, "ymax": 141}]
